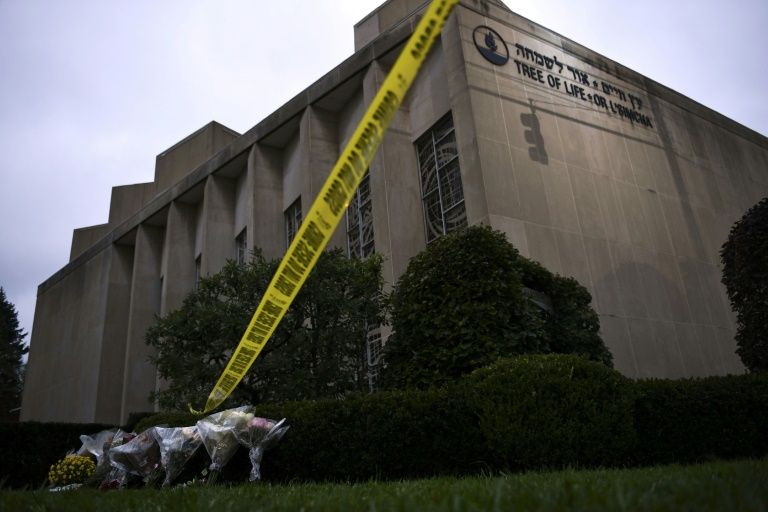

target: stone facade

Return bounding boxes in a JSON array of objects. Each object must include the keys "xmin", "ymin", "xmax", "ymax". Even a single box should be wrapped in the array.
[{"xmin": 22, "ymin": 0, "xmax": 768, "ymax": 423}]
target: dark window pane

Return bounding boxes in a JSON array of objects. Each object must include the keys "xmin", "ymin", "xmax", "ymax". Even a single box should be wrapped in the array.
[
  {"xmin": 435, "ymin": 131, "xmax": 457, "ymax": 168},
  {"xmin": 417, "ymin": 142, "xmax": 438, "ymax": 194},
  {"xmin": 423, "ymin": 190, "xmax": 443, "ymax": 242},
  {"xmin": 285, "ymin": 198, "xmax": 302, "ymax": 247},
  {"xmin": 358, "ymin": 174, "xmax": 371, "ymax": 205},
  {"xmin": 346, "ymin": 170, "xmax": 374, "ymax": 259},
  {"xmin": 439, "ymin": 160, "xmax": 464, "ymax": 210},
  {"xmin": 444, "ymin": 201, "xmax": 467, "ymax": 234},
  {"xmin": 432, "ymin": 114, "xmax": 454, "ymax": 143},
  {"xmin": 361, "ymin": 207, "xmax": 374, "ymax": 250}
]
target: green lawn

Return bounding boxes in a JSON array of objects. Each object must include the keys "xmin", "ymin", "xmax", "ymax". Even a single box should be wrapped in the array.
[{"xmin": 3, "ymin": 459, "xmax": 766, "ymax": 512}]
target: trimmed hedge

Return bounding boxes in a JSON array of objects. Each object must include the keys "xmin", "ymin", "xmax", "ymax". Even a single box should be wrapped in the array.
[
  {"xmin": 460, "ymin": 355, "xmax": 636, "ymax": 470},
  {"xmin": 136, "ymin": 389, "xmax": 487, "ymax": 483},
  {"xmin": 0, "ymin": 421, "xmax": 115, "ymax": 489},
  {"xmin": 5, "ymin": 357, "xmax": 768, "ymax": 488},
  {"xmin": 634, "ymin": 374, "xmax": 768, "ymax": 465}
]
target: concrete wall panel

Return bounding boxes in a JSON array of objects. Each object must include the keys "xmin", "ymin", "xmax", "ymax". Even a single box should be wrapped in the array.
[
  {"xmin": 108, "ymin": 183, "xmax": 157, "ymax": 228},
  {"xmin": 250, "ymin": 144, "xmax": 284, "ymax": 259},
  {"xmin": 202, "ymin": 175, "xmax": 236, "ymax": 276},
  {"xmin": 155, "ymin": 122, "xmax": 239, "ymax": 194},
  {"xmin": 71, "ymin": 224, "xmax": 110, "ymax": 262},
  {"xmin": 21, "ymin": 247, "xmax": 112, "ymax": 422},
  {"xmin": 121, "ymin": 224, "xmax": 163, "ymax": 422},
  {"xmin": 94, "ymin": 244, "xmax": 134, "ymax": 423},
  {"xmin": 161, "ymin": 201, "xmax": 197, "ymax": 315}
]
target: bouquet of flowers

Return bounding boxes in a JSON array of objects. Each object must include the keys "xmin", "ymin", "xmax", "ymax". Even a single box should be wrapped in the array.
[
  {"xmin": 196, "ymin": 406, "xmax": 255, "ymax": 482},
  {"xmin": 108, "ymin": 429, "xmax": 162, "ymax": 486},
  {"xmin": 76, "ymin": 429, "xmax": 117, "ymax": 482},
  {"xmin": 234, "ymin": 417, "xmax": 289, "ymax": 481},
  {"xmin": 151, "ymin": 426, "xmax": 203, "ymax": 487},
  {"xmin": 103, "ymin": 430, "xmax": 136, "ymax": 487}
]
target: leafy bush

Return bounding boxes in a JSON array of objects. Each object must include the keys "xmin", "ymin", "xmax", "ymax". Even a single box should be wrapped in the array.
[
  {"xmin": 634, "ymin": 373, "xmax": 768, "ymax": 465},
  {"xmin": 147, "ymin": 248, "xmax": 386, "ymax": 409},
  {"xmin": 381, "ymin": 225, "xmax": 610, "ymax": 389},
  {"xmin": 459, "ymin": 355, "xmax": 636, "ymax": 470},
  {"xmin": 721, "ymin": 196, "xmax": 768, "ymax": 372},
  {"xmin": 0, "ymin": 421, "xmax": 115, "ymax": 489},
  {"xmin": 515, "ymin": 257, "xmax": 610, "ymax": 365}
]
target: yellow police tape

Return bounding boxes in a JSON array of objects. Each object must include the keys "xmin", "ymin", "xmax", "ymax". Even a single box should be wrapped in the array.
[{"xmin": 191, "ymin": 0, "xmax": 459, "ymax": 414}]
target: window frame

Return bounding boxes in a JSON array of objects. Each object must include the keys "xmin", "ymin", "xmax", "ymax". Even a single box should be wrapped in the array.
[
  {"xmin": 234, "ymin": 228, "xmax": 247, "ymax": 265},
  {"xmin": 415, "ymin": 112, "xmax": 466, "ymax": 243},
  {"xmin": 194, "ymin": 255, "xmax": 202, "ymax": 290},
  {"xmin": 284, "ymin": 197, "xmax": 302, "ymax": 249},
  {"xmin": 345, "ymin": 171, "xmax": 375, "ymax": 259}
]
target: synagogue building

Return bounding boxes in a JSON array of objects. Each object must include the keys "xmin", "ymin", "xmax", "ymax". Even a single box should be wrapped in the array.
[{"xmin": 22, "ymin": 0, "xmax": 768, "ymax": 424}]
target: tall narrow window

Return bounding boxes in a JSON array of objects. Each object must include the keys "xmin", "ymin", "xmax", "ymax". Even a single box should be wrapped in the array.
[
  {"xmin": 346, "ymin": 171, "xmax": 375, "ymax": 258},
  {"xmin": 194, "ymin": 255, "xmax": 202, "ymax": 290},
  {"xmin": 415, "ymin": 113, "xmax": 467, "ymax": 243},
  {"xmin": 285, "ymin": 197, "xmax": 302, "ymax": 248},
  {"xmin": 235, "ymin": 228, "xmax": 247, "ymax": 265}
]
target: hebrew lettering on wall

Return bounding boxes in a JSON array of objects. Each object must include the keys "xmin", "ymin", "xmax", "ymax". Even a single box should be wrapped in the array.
[{"xmin": 508, "ymin": 40, "xmax": 653, "ymax": 129}]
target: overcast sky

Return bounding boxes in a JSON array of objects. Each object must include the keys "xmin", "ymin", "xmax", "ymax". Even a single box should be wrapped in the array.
[{"xmin": 1, "ymin": 0, "xmax": 766, "ymax": 344}]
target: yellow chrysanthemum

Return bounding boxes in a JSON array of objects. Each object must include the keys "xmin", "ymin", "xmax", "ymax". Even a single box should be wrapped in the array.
[{"xmin": 48, "ymin": 455, "xmax": 96, "ymax": 486}]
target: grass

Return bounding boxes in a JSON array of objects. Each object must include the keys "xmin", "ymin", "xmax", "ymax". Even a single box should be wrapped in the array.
[{"xmin": 2, "ymin": 459, "xmax": 766, "ymax": 512}]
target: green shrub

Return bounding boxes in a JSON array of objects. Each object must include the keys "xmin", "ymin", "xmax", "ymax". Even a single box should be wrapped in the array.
[
  {"xmin": 147, "ymin": 249, "xmax": 385, "ymax": 409},
  {"xmin": 634, "ymin": 373, "xmax": 768, "ymax": 465},
  {"xmin": 10, "ymin": 358, "xmax": 768, "ymax": 488},
  {"xmin": 381, "ymin": 226, "xmax": 610, "ymax": 390},
  {"xmin": 460, "ymin": 354, "xmax": 636, "ymax": 470},
  {"xmin": 0, "ymin": 421, "xmax": 115, "ymax": 489},
  {"xmin": 516, "ymin": 257, "xmax": 611, "ymax": 366},
  {"xmin": 721, "ymin": 196, "xmax": 768, "ymax": 372}
]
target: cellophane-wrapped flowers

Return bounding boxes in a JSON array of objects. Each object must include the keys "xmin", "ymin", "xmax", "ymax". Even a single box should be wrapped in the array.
[
  {"xmin": 151, "ymin": 426, "xmax": 203, "ymax": 487},
  {"xmin": 234, "ymin": 417, "xmax": 289, "ymax": 481},
  {"xmin": 196, "ymin": 406, "xmax": 254, "ymax": 474},
  {"xmin": 108, "ymin": 429, "xmax": 161, "ymax": 485},
  {"xmin": 77, "ymin": 429, "xmax": 117, "ymax": 482},
  {"xmin": 100, "ymin": 430, "xmax": 135, "ymax": 488},
  {"xmin": 48, "ymin": 455, "xmax": 96, "ymax": 487}
]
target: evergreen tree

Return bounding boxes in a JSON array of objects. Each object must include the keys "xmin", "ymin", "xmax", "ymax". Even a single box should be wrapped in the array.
[{"xmin": 0, "ymin": 287, "xmax": 28, "ymax": 421}]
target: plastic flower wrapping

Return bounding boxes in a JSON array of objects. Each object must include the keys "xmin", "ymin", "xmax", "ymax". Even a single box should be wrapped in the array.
[
  {"xmin": 76, "ymin": 428, "xmax": 117, "ymax": 481},
  {"xmin": 108, "ymin": 429, "xmax": 161, "ymax": 484},
  {"xmin": 234, "ymin": 416, "xmax": 289, "ymax": 481},
  {"xmin": 151, "ymin": 426, "xmax": 203, "ymax": 487},
  {"xmin": 99, "ymin": 429, "xmax": 135, "ymax": 488},
  {"xmin": 50, "ymin": 405, "xmax": 291, "ymax": 489},
  {"xmin": 196, "ymin": 406, "xmax": 255, "ymax": 472}
]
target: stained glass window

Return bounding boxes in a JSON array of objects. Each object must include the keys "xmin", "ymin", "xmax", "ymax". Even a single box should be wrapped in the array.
[
  {"xmin": 415, "ymin": 113, "xmax": 466, "ymax": 243},
  {"xmin": 346, "ymin": 172, "xmax": 375, "ymax": 258}
]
